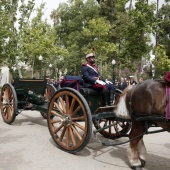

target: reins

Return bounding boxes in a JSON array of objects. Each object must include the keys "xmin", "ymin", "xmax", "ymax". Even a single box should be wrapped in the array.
[{"xmin": 93, "ymin": 126, "xmax": 170, "ymax": 146}]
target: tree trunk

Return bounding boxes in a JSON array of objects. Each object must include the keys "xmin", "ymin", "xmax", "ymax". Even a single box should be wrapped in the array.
[{"xmin": 15, "ymin": 56, "xmax": 22, "ymax": 78}]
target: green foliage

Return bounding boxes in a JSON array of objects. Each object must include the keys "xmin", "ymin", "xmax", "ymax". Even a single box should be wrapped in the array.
[
  {"xmin": 0, "ymin": 0, "xmax": 169, "ymax": 80},
  {"xmin": 118, "ymin": 1, "xmax": 156, "ymax": 71},
  {"xmin": 51, "ymin": 0, "xmax": 101, "ymax": 75},
  {"xmin": 94, "ymin": 0, "xmax": 158, "ymax": 77},
  {"xmin": 153, "ymin": 45, "xmax": 170, "ymax": 78},
  {"xmin": 157, "ymin": 3, "xmax": 170, "ymax": 58},
  {"xmin": 0, "ymin": 0, "xmax": 35, "ymax": 78}
]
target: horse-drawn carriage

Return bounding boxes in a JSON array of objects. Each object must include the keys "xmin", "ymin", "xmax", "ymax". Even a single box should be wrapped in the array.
[{"xmin": 1, "ymin": 76, "xmax": 170, "ymax": 170}]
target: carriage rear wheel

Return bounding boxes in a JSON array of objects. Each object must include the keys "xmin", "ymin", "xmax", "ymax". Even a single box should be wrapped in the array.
[
  {"xmin": 93, "ymin": 118, "xmax": 131, "ymax": 139},
  {"xmin": 47, "ymin": 87, "xmax": 92, "ymax": 153},
  {"xmin": 40, "ymin": 84, "xmax": 56, "ymax": 119},
  {"xmin": 0, "ymin": 83, "xmax": 17, "ymax": 124}
]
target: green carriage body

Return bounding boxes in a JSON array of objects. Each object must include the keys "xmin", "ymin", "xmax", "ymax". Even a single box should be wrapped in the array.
[
  {"xmin": 14, "ymin": 78, "xmax": 47, "ymax": 109},
  {"xmin": 0, "ymin": 78, "xmax": 56, "ymax": 124}
]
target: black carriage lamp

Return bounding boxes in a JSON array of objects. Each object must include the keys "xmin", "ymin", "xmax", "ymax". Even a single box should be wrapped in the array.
[
  {"xmin": 49, "ymin": 63, "xmax": 52, "ymax": 79},
  {"xmin": 39, "ymin": 55, "xmax": 43, "ymax": 78},
  {"xmin": 112, "ymin": 59, "xmax": 116, "ymax": 83}
]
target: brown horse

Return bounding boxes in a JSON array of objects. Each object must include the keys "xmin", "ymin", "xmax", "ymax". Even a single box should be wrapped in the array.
[{"xmin": 114, "ymin": 79, "xmax": 170, "ymax": 170}]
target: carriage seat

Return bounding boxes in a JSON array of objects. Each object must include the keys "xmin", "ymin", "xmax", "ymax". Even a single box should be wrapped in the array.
[
  {"xmin": 80, "ymin": 88, "xmax": 102, "ymax": 96},
  {"xmin": 60, "ymin": 75, "xmax": 84, "ymax": 91},
  {"xmin": 60, "ymin": 75, "xmax": 102, "ymax": 96}
]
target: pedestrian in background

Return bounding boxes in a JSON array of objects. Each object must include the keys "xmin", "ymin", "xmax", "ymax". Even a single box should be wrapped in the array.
[
  {"xmin": 138, "ymin": 77, "xmax": 144, "ymax": 83},
  {"xmin": 114, "ymin": 81, "xmax": 118, "ymax": 88},
  {"xmin": 117, "ymin": 77, "xmax": 127, "ymax": 91},
  {"xmin": 129, "ymin": 76, "xmax": 137, "ymax": 85}
]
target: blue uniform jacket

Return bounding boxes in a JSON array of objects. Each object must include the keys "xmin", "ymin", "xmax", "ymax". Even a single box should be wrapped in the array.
[{"xmin": 81, "ymin": 63, "xmax": 106, "ymax": 88}]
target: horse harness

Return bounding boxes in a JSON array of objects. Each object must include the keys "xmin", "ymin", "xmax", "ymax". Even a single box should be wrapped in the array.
[
  {"xmin": 129, "ymin": 83, "xmax": 170, "ymax": 137},
  {"xmin": 93, "ymin": 82, "xmax": 170, "ymax": 147}
]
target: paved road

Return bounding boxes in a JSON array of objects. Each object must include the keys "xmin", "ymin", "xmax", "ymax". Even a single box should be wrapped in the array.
[{"xmin": 0, "ymin": 110, "xmax": 170, "ymax": 170}]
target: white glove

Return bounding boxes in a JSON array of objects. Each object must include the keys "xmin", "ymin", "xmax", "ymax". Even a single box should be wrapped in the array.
[
  {"xmin": 96, "ymin": 80, "xmax": 106, "ymax": 85},
  {"xmin": 105, "ymin": 80, "xmax": 113, "ymax": 84}
]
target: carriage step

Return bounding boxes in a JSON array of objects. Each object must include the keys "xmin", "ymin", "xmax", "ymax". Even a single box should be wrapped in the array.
[{"xmin": 95, "ymin": 105, "xmax": 116, "ymax": 113}]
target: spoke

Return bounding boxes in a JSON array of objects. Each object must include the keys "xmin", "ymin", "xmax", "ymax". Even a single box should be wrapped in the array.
[
  {"xmin": 53, "ymin": 102, "xmax": 64, "ymax": 114},
  {"xmin": 101, "ymin": 120, "xmax": 107, "ymax": 130},
  {"xmin": 71, "ymin": 125, "xmax": 82, "ymax": 141},
  {"xmin": 72, "ymin": 122, "xmax": 85, "ymax": 131},
  {"xmin": 118, "ymin": 121, "xmax": 125, "ymax": 128},
  {"xmin": 9, "ymin": 94, "xmax": 13, "ymax": 102},
  {"xmin": 6, "ymin": 107, "xmax": 10, "ymax": 120},
  {"xmin": 65, "ymin": 95, "xmax": 70, "ymax": 114},
  {"xmin": 3, "ymin": 108, "xmax": 7, "ymax": 118},
  {"xmin": 2, "ymin": 105, "xmax": 6, "ymax": 111},
  {"xmin": 1, "ymin": 94, "xmax": 5, "ymax": 100},
  {"xmin": 71, "ymin": 105, "xmax": 81, "ymax": 117},
  {"xmin": 72, "ymin": 116, "xmax": 85, "ymax": 121},
  {"xmin": 114, "ymin": 124, "xmax": 119, "ymax": 134},
  {"xmin": 6, "ymin": 88, "xmax": 9, "ymax": 99},
  {"xmin": 50, "ymin": 119, "xmax": 61, "ymax": 124},
  {"xmin": 69, "ymin": 127, "xmax": 76, "ymax": 146},
  {"xmin": 51, "ymin": 110, "xmax": 62, "ymax": 118},
  {"xmin": 54, "ymin": 124, "xmax": 64, "ymax": 134},
  {"xmin": 66, "ymin": 128, "xmax": 69, "ymax": 147},
  {"xmin": 4, "ymin": 90, "xmax": 8, "ymax": 99},
  {"xmin": 69, "ymin": 98, "xmax": 75, "ymax": 114},
  {"xmin": 109, "ymin": 120, "xmax": 111, "ymax": 134},
  {"xmin": 59, "ymin": 127, "xmax": 66, "ymax": 142},
  {"xmin": 59, "ymin": 96, "xmax": 66, "ymax": 113},
  {"xmin": 8, "ymin": 106, "xmax": 14, "ymax": 114}
]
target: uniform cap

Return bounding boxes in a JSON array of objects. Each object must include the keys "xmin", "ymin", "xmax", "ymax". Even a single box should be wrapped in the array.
[{"xmin": 86, "ymin": 52, "xmax": 95, "ymax": 58}]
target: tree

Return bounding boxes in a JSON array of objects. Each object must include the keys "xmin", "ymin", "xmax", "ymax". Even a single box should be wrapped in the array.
[
  {"xmin": 51, "ymin": 0, "xmax": 101, "ymax": 75},
  {"xmin": 0, "ymin": 1, "xmax": 12, "ymax": 66},
  {"xmin": 82, "ymin": 17, "xmax": 116, "ymax": 76},
  {"xmin": 157, "ymin": 2, "xmax": 170, "ymax": 58},
  {"xmin": 0, "ymin": 0, "xmax": 35, "ymax": 78},
  {"xmin": 153, "ymin": 45, "xmax": 170, "ymax": 78},
  {"xmin": 20, "ymin": 3, "xmax": 59, "ymax": 78}
]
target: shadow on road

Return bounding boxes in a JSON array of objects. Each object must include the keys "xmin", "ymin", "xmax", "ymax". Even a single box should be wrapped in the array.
[{"xmin": 11, "ymin": 112, "xmax": 47, "ymax": 127}]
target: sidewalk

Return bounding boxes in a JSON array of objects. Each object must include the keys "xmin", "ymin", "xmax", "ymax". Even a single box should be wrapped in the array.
[{"xmin": 0, "ymin": 110, "xmax": 170, "ymax": 170}]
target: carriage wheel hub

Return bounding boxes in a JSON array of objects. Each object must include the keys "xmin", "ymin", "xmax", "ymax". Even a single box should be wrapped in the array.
[
  {"xmin": 3, "ymin": 99, "xmax": 10, "ymax": 105},
  {"xmin": 62, "ymin": 114, "xmax": 72, "ymax": 127}
]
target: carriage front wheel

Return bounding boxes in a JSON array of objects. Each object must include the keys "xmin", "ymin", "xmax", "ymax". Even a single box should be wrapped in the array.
[
  {"xmin": 0, "ymin": 83, "xmax": 17, "ymax": 124},
  {"xmin": 47, "ymin": 87, "xmax": 92, "ymax": 153},
  {"xmin": 93, "ymin": 118, "xmax": 131, "ymax": 139}
]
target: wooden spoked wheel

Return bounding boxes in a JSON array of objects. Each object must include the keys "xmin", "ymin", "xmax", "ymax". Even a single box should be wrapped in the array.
[
  {"xmin": 93, "ymin": 118, "xmax": 131, "ymax": 139},
  {"xmin": 40, "ymin": 84, "xmax": 56, "ymax": 119},
  {"xmin": 92, "ymin": 88, "xmax": 131, "ymax": 139},
  {"xmin": 0, "ymin": 83, "xmax": 17, "ymax": 124},
  {"xmin": 47, "ymin": 87, "xmax": 92, "ymax": 153}
]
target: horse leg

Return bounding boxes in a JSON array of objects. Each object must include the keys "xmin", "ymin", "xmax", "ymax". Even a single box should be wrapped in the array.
[
  {"xmin": 137, "ymin": 138, "xmax": 147, "ymax": 167},
  {"xmin": 128, "ymin": 121, "xmax": 146, "ymax": 170}
]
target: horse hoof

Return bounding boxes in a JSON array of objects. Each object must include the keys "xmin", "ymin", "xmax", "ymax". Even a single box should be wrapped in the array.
[
  {"xmin": 131, "ymin": 166, "xmax": 142, "ymax": 170},
  {"xmin": 140, "ymin": 159, "xmax": 146, "ymax": 167}
]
